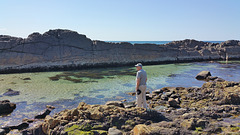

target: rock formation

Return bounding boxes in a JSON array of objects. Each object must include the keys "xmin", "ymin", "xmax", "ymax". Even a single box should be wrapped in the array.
[
  {"xmin": 0, "ymin": 29, "xmax": 239, "ymax": 73},
  {"xmin": 21, "ymin": 80, "xmax": 240, "ymax": 135},
  {"xmin": 0, "ymin": 100, "xmax": 16, "ymax": 115}
]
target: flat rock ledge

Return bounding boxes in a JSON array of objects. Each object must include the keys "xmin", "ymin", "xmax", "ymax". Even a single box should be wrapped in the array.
[
  {"xmin": 1, "ymin": 29, "xmax": 240, "ymax": 73},
  {"xmin": 22, "ymin": 80, "xmax": 240, "ymax": 135}
]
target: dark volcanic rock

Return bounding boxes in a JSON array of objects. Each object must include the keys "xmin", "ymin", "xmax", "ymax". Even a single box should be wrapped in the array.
[
  {"xmin": 0, "ymin": 100, "xmax": 16, "ymax": 115},
  {"xmin": 2, "ymin": 122, "xmax": 29, "ymax": 131},
  {"xmin": 34, "ymin": 109, "xmax": 52, "ymax": 119},
  {"xmin": 0, "ymin": 128, "xmax": 9, "ymax": 135}
]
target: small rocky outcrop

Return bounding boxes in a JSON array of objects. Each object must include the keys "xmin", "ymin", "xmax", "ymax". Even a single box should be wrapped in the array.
[
  {"xmin": 34, "ymin": 109, "xmax": 52, "ymax": 119},
  {"xmin": 2, "ymin": 89, "xmax": 20, "ymax": 96},
  {"xmin": 21, "ymin": 80, "xmax": 240, "ymax": 135},
  {"xmin": 23, "ymin": 102, "xmax": 165, "ymax": 135},
  {"xmin": 1, "ymin": 105, "xmax": 55, "ymax": 135},
  {"xmin": 105, "ymin": 101, "xmax": 124, "ymax": 107},
  {"xmin": 0, "ymin": 122, "xmax": 29, "ymax": 135},
  {"xmin": 195, "ymin": 71, "xmax": 212, "ymax": 80},
  {"xmin": 0, "ymin": 100, "xmax": 16, "ymax": 115}
]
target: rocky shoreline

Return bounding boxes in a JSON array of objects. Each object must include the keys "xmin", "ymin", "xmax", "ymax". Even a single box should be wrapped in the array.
[
  {"xmin": 0, "ymin": 74, "xmax": 236, "ymax": 135},
  {"xmin": 0, "ymin": 29, "xmax": 240, "ymax": 74}
]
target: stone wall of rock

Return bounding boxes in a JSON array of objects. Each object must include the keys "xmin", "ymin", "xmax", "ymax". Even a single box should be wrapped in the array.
[{"xmin": 0, "ymin": 29, "xmax": 239, "ymax": 73}]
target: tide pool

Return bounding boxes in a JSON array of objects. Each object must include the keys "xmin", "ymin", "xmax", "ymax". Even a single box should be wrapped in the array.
[{"xmin": 0, "ymin": 61, "xmax": 239, "ymax": 126}]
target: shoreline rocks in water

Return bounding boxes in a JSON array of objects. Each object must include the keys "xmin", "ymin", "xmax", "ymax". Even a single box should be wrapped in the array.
[
  {"xmin": 0, "ymin": 105, "xmax": 55, "ymax": 135},
  {"xmin": 0, "ymin": 100, "xmax": 16, "ymax": 115},
  {"xmin": 0, "ymin": 29, "xmax": 240, "ymax": 74},
  {"xmin": 2, "ymin": 89, "xmax": 20, "ymax": 97},
  {"xmin": 195, "ymin": 70, "xmax": 225, "ymax": 82},
  {"xmin": 21, "ymin": 80, "xmax": 240, "ymax": 135},
  {"xmin": 195, "ymin": 71, "xmax": 212, "ymax": 80}
]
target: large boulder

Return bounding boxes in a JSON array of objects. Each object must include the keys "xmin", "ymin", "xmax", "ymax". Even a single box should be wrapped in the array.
[
  {"xmin": 0, "ymin": 100, "xmax": 16, "ymax": 115},
  {"xmin": 195, "ymin": 71, "xmax": 212, "ymax": 80}
]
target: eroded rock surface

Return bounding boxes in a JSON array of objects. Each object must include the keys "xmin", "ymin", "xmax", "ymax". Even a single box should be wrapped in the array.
[
  {"xmin": 22, "ymin": 80, "xmax": 240, "ymax": 135},
  {"xmin": 1, "ymin": 29, "xmax": 240, "ymax": 73}
]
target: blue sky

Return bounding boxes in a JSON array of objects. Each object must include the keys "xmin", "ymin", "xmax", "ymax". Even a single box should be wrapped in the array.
[{"xmin": 0, "ymin": 0, "xmax": 240, "ymax": 41}]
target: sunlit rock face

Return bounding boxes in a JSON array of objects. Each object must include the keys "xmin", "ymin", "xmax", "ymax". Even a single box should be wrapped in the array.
[{"xmin": 0, "ymin": 29, "xmax": 239, "ymax": 73}]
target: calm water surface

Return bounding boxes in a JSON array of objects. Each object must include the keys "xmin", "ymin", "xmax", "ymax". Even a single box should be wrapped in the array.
[{"xmin": 0, "ymin": 61, "xmax": 239, "ymax": 126}]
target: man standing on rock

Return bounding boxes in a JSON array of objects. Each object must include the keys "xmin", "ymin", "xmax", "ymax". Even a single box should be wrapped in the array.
[{"xmin": 135, "ymin": 63, "xmax": 148, "ymax": 108}]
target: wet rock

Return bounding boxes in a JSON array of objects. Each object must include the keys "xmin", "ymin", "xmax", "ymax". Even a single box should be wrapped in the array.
[
  {"xmin": 152, "ymin": 89, "xmax": 163, "ymax": 94},
  {"xmin": 146, "ymin": 94, "xmax": 152, "ymax": 100},
  {"xmin": 207, "ymin": 76, "xmax": 218, "ymax": 81},
  {"xmin": 105, "ymin": 101, "xmax": 124, "ymax": 107},
  {"xmin": 2, "ymin": 89, "xmax": 20, "ymax": 96},
  {"xmin": 34, "ymin": 109, "xmax": 52, "ymax": 119},
  {"xmin": 46, "ymin": 105, "xmax": 55, "ymax": 110},
  {"xmin": 0, "ymin": 100, "xmax": 16, "ymax": 115},
  {"xmin": 2, "ymin": 122, "xmax": 29, "ymax": 131},
  {"xmin": 108, "ymin": 128, "xmax": 123, "ymax": 135},
  {"xmin": 123, "ymin": 101, "xmax": 136, "ymax": 108},
  {"xmin": 168, "ymin": 98, "xmax": 180, "ymax": 108},
  {"xmin": 22, "ymin": 77, "xmax": 31, "ymax": 80},
  {"xmin": 195, "ymin": 71, "xmax": 211, "ymax": 80},
  {"xmin": 214, "ymin": 77, "xmax": 225, "ymax": 82},
  {"xmin": 22, "ymin": 118, "xmax": 35, "ymax": 123},
  {"xmin": 0, "ymin": 128, "xmax": 9, "ymax": 135},
  {"xmin": 16, "ymin": 122, "xmax": 29, "ymax": 130}
]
